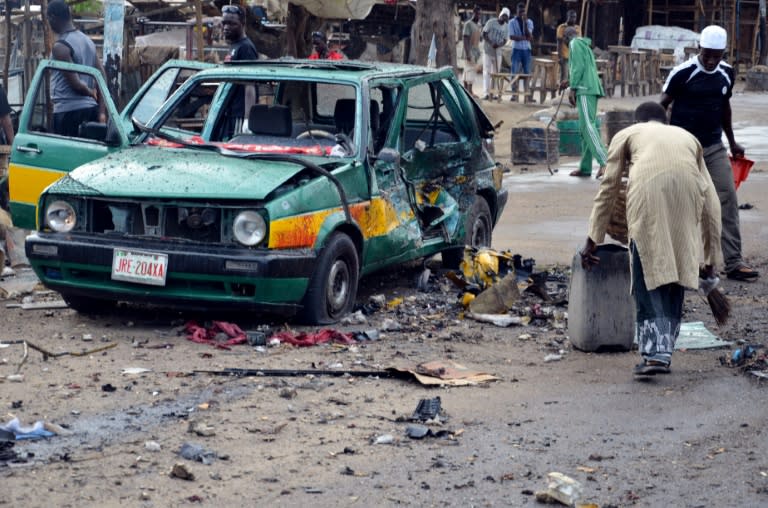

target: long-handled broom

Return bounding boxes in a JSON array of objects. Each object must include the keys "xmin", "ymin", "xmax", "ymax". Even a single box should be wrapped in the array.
[{"xmin": 699, "ymin": 274, "xmax": 731, "ymax": 326}]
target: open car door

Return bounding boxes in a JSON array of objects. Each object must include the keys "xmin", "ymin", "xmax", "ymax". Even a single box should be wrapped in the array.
[{"xmin": 8, "ymin": 59, "xmax": 211, "ymax": 229}]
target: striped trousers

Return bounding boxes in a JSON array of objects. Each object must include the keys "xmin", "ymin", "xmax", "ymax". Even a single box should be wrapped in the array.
[{"xmin": 576, "ymin": 94, "xmax": 607, "ymax": 175}]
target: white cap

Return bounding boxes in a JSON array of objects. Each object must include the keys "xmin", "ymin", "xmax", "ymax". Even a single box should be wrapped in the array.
[
  {"xmin": 700, "ymin": 25, "xmax": 727, "ymax": 50},
  {"xmin": 500, "ymin": 7, "xmax": 510, "ymax": 18}
]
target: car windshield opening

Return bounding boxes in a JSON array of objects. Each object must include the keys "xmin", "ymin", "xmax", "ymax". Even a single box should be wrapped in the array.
[{"xmin": 149, "ymin": 78, "xmax": 359, "ymax": 157}]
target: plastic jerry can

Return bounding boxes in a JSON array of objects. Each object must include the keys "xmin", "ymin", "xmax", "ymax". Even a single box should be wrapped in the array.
[{"xmin": 567, "ymin": 244, "xmax": 635, "ymax": 352}]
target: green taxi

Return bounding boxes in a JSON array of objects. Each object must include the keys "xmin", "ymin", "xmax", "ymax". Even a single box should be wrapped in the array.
[{"xmin": 11, "ymin": 58, "xmax": 507, "ymax": 323}]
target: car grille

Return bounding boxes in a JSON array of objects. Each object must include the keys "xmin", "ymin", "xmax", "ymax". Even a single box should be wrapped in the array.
[{"xmin": 90, "ymin": 200, "xmax": 223, "ymax": 243}]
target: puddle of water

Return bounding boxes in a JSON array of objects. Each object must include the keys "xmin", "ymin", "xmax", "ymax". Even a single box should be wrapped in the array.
[{"xmin": 728, "ymin": 126, "xmax": 768, "ymax": 164}]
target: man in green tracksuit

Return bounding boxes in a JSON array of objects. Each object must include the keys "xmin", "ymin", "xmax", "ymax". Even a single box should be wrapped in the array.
[{"xmin": 561, "ymin": 28, "xmax": 607, "ymax": 177}]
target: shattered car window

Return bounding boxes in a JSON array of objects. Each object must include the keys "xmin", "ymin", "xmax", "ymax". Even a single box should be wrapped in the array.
[
  {"xmin": 131, "ymin": 67, "xmax": 200, "ymax": 125},
  {"xmin": 148, "ymin": 79, "xmax": 359, "ymax": 157}
]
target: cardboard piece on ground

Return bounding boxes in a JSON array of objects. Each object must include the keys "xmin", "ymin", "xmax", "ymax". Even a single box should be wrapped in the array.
[
  {"xmin": 388, "ymin": 359, "xmax": 499, "ymax": 386},
  {"xmin": 468, "ymin": 273, "xmax": 520, "ymax": 314}
]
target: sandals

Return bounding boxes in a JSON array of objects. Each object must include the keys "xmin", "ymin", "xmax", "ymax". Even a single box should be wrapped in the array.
[
  {"xmin": 726, "ymin": 267, "xmax": 759, "ymax": 281},
  {"xmin": 634, "ymin": 360, "xmax": 671, "ymax": 376},
  {"xmin": 569, "ymin": 170, "xmax": 591, "ymax": 177}
]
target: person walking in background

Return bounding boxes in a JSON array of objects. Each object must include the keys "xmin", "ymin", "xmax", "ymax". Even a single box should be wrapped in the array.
[
  {"xmin": 222, "ymin": 4, "xmax": 259, "ymax": 136},
  {"xmin": 661, "ymin": 25, "xmax": 758, "ymax": 282},
  {"xmin": 556, "ymin": 9, "xmax": 580, "ymax": 82},
  {"xmin": 47, "ymin": 0, "xmax": 105, "ymax": 137},
  {"xmin": 462, "ymin": 5, "xmax": 483, "ymax": 97},
  {"xmin": 481, "ymin": 7, "xmax": 510, "ymax": 100},
  {"xmin": 560, "ymin": 28, "xmax": 607, "ymax": 178},
  {"xmin": 580, "ymin": 102, "xmax": 722, "ymax": 377},
  {"xmin": 508, "ymin": 3, "xmax": 533, "ymax": 76},
  {"xmin": 309, "ymin": 31, "xmax": 345, "ymax": 60}
]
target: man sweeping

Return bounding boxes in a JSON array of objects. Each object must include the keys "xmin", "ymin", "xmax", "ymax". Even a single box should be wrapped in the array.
[
  {"xmin": 560, "ymin": 28, "xmax": 607, "ymax": 178},
  {"xmin": 579, "ymin": 102, "xmax": 723, "ymax": 377}
]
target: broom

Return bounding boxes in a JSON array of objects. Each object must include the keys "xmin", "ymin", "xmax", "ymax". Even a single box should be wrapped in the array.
[{"xmin": 699, "ymin": 272, "xmax": 731, "ymax": 326}]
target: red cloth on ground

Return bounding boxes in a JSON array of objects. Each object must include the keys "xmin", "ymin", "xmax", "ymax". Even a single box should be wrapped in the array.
[
  {"xmin": 184, "ymin": 321, "xmax": 247, "ymax": 350},
  {"xmin": 271, "ymin": 329, "xmax": 355, "ymax": 347}
]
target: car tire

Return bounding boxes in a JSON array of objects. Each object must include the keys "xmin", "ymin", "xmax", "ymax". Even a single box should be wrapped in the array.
[
  {"xmin": 442, "ymin": 196, "xmax": 493, "ymax": 269},
  {"xmin": 61, "ymin": 293, "xmax": 116, "ymax": 314},
  {"xmin": 299, "ymin": 233, "xmax": 359, "ymax": 325}
]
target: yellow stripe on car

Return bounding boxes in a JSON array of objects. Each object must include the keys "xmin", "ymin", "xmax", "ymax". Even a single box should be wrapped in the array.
[
  {"xmin": 269, "ymin": 198, "xmax": 410, "ymax": 249},
  {"xmin": 9, "ymin": 163, "xmax": 67, "ymax": 206}
]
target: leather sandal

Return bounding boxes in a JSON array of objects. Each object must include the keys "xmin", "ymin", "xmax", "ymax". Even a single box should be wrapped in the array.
[{"xmin": 727, "ymin": 267, "xmax": 759, "ymax": 281}]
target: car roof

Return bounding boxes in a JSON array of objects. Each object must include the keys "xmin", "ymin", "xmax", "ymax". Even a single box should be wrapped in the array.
[{"xmin": 194, "ymin": 58, "xmax": 454, "ymax": 82}]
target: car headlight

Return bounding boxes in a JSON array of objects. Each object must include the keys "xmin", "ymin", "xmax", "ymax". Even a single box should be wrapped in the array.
[
  {"xmin": 233, "ymin": 210, "xmax": 266, "ymax": 246},
  {"xmin": 45, "ymin": 200, "xmax": 77, "ymax": 232}
]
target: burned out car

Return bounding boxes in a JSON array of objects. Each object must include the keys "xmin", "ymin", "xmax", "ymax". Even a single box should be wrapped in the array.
[{"xmin": 10, "ymin": 58, "xmax": 507, "ymax": 323}]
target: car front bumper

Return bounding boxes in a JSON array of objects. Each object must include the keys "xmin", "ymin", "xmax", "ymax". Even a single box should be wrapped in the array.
[{"xmin": 25, "ymin": 232, "xmax": 317, "ymax": 312}]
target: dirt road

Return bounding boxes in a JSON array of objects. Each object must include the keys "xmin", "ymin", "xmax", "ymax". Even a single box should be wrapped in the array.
[{"xmin": 1, "ymin": 87, "xmax": 767, "ymax": 507}]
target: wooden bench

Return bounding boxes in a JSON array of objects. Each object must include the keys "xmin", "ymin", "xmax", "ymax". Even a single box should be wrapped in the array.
[
  {"xmin": 530, "ymin": 59, "xmax": 558, "ymax": 104},
  {"xmin": 490, "ymin": 72, "xmax": 532, "ymax": 103}
]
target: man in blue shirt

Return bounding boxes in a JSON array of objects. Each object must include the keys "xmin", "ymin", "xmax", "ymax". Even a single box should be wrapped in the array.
[{"xmin": 508, "ymin": 2, "xmax": 533, "ymax": 75}]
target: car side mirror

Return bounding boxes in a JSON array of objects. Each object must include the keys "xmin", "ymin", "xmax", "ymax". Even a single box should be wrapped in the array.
[{"xmin": 375, "ymin": 147, "xmax": 400, "ymax": 165}]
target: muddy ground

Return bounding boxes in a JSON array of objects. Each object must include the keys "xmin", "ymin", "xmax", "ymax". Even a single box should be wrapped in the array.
[{"xmin": 1, "ymin": 85, "xmax": 767, "ymax": 507}]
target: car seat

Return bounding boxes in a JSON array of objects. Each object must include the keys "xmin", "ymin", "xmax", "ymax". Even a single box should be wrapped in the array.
[
  {"xmin": 248, "ymin": 104, "xmax": 292, "ymax": 136},
  {"xmin": 333, "ymin": 99, "xmax": 356, "ymax": 136}
]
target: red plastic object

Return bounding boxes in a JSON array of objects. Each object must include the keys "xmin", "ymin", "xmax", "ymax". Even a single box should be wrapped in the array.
[{"xmin": 730, "ymin": 156, "xmax": 754, "ymax": 190}]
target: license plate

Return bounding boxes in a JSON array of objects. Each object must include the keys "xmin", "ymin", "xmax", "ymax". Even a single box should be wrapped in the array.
[{"xmin": 111, "ymin": 249, "xmax": 168, "ymax": 286}]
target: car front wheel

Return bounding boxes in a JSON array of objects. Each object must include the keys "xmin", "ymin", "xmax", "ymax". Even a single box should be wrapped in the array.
[
  {"xmin": 299, "ymin": 233, "xmax": 359, "ymax": 325},
  {"xmin": 442, "ymin": 196, "xmax": 493, "ymax": 269}
]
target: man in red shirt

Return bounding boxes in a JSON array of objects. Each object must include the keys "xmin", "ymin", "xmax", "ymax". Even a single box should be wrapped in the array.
[{"xmin": 309, "ymin": 32, "xmax": 344, "ymax": 60}]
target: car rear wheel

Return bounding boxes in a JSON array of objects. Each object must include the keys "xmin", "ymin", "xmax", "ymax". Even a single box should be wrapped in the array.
[
  {"xmin": 61, "ymin": 293, "xmax": 117, "ymax": 314},
  {"xmin": 442, "ymin": 196, "xmax": 493, "ymax": 269},
  {"xmin": 299, "ymin": 233, "xmax": 359, "ymax": 325}
]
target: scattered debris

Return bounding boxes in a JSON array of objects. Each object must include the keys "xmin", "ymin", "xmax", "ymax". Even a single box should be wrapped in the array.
[
  {"xmin": 184, "ymin": 320, "xmax": 247, "ymax": 349},
  {"xmin": 188, "ymin": 421, "xmax": 216, "ymax": 437},
  {"xmin": 170, "ymin": 462, "xmax": 195, "ymax": 481},
  {"xmin": 179, "ymin": 442, "xmax": 218, "ymax": 465},
  {"xmin": 404, "ymin": 424, "xmax": 458, "ymax": 440},
  {"xmin": 122, "ymin": 367, "xmax": 152, "ymax": 375},
  {"xmin": 411, "ymin": 397, "xmax": 442, "ymax": 422},
  {"xmin": 270, "ymin": 329, "xmax": 355, "ymax": 347},
  {"xmin": 469, "ymin": 273, "xmax": 520, "ymax": 314},
  {"xmin": 534, "ymin": 472, "xmax": 583, "ymax": 506},
  {"xmin": 101, "ymin": 383, "xmax": 117, "ymax": 392},
  {"xmin": 719, "ymin": 343, "xmax": 767, "ymax": 380},
  {"xmin": 0, "ymin": 417, "xmax": 59, "ymax": 440},
  {"xmin": 144, "ymin": 441, "xmax": 162, "ymax": 452},
  {"xmin": 15, "ymin": 300, "xmax": 69, "ymax": 310},
  {"xmin": 372, "ymin": 434, "xmax": 394, "ymax": 445},
  {"xmin": 389, "ymin": 360, "xmax": 499, "ymax": 386},
  {"xmin": 466, "ymin": 312, "xmax": 530, "ymax": 327}
]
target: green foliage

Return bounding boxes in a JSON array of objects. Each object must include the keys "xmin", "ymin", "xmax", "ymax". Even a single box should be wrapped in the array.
[{"xmin": 71, "ymin": 0, "xmax": 103, "ymax": 16}]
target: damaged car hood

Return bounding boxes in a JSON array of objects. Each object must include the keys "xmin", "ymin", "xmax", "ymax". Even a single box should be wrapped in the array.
[{"xmin": 61, "ymin": 147, "xmax": 316, "ymax": 200}]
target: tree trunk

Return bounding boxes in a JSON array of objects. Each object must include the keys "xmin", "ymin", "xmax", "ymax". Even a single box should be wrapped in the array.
[
  {"xmin": 410, "ymin": 0, "xmax": 457, "ymax": 68},
  {"xmin": 284, "ymin": 3, "xmax": 314, "ymax": 58}
]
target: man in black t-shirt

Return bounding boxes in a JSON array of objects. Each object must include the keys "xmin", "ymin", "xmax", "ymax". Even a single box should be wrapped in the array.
[
  {"xmin": 0, "ymin": 85, "xmax": 14, "ymax": 145},
  {"xmin": 222, "ymin": 4, "xmax": 259, "ymax": 137},
  {"xmin": 661, "ymin": 25, "xmax": 758, "ymax": 282}
]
